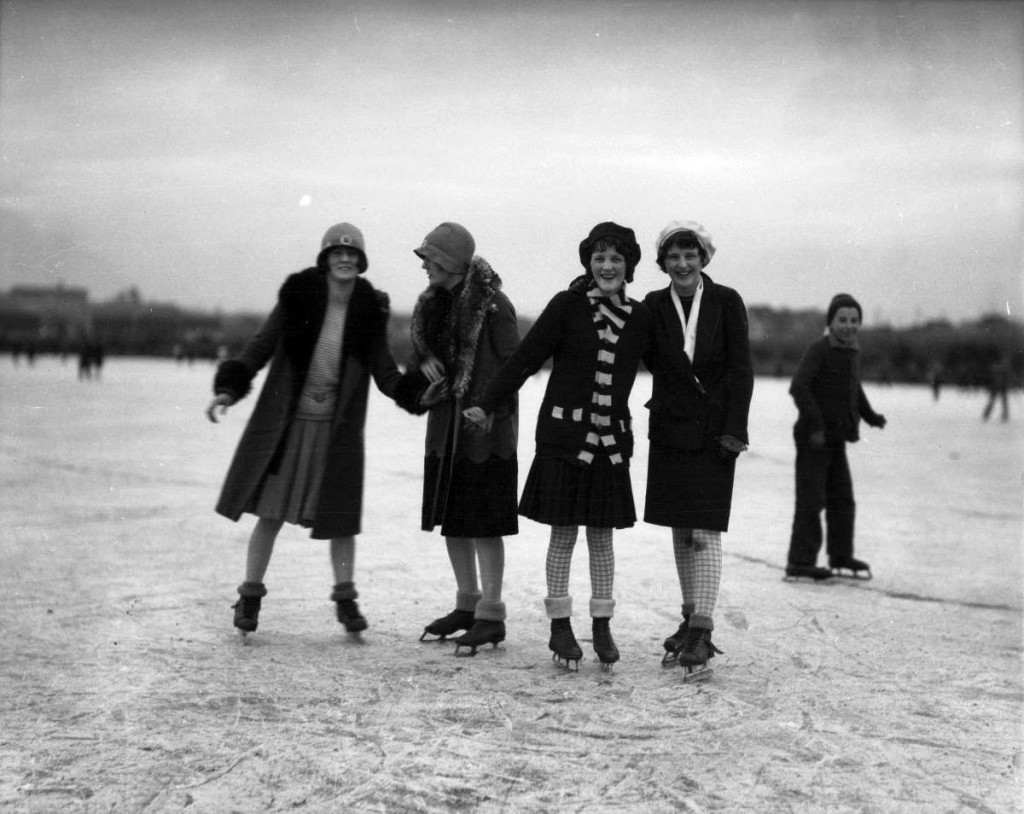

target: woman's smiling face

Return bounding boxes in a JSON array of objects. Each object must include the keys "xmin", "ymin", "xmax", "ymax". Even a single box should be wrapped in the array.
[
  {"xmin": 589, "ymin": 242, "xmax": 627, "ymax": 296},
  {"xmin": 664, "ymin": 244, "xmax": 704, "ymax": 297}
]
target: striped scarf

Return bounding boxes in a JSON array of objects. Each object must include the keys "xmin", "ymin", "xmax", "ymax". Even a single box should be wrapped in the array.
[{"xmin": 579, "ymin": 282, "xmax": 632, "ymax": 466}]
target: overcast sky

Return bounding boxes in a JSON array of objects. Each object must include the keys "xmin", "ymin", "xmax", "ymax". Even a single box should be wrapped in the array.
[{"xmin": 1, "ymin": 0, "xmax": 1021, "ymax": 325}]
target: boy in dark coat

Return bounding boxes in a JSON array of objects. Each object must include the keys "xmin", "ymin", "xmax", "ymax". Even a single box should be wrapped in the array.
[{"xmin": 785, "ymin": 293, "xmax": 887, "ymax": 581}]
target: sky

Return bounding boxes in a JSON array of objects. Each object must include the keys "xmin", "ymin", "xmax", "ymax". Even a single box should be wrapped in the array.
[{"xmin": 1, "ymin": 0, "xmax": 1021, "ymax": 325}]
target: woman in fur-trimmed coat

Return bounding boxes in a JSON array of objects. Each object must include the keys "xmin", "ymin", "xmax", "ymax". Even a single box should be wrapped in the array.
[
  {"xmin": 395, "ymin": 222, "xmax": 520, "ymax": 654},
  {"xmin": 207, "ymin": 223, "xmax": 404, "ymax": 637}
]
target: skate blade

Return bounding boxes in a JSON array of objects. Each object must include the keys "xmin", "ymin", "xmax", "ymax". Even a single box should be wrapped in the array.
[
  {"xmin": 661, "ymin": 650, "xmax": 681, "ymax": 667},
  {"xmin": 454, "ymin": 641, "xmax": 503, "ymax": 657},
  {"xmin": 831, "ymin": 569, "xmax": 872, "ymax": 581},
  {"xmin": 682, "ymin": 664, "xmax": 714, "ymax": 683},
  {"xmin": 782, "ymin": 575, "xmax": 835, "ymax": 583},
  {"xmin": 551, "ymin": 653, "xmax": 580, "ymax": 672}
]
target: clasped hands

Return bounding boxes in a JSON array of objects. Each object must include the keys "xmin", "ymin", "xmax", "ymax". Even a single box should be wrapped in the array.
[{"xmin": 418, "ymin": 357, "xmax": 490, "ymax": 434}]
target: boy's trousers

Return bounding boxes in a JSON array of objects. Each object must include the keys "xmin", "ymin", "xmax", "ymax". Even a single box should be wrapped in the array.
[{"xmin": 787, "ymin": 442, "xmax": 855, "ymax": 565}]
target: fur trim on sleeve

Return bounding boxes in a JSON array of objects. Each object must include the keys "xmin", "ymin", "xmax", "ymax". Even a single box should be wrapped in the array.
[{"xmin": 213, "ymin": 359, "xmax": 253, "ymax": 400}]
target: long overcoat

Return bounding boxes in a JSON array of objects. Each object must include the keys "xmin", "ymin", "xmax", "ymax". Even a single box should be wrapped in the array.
[
  {"xmin": 213, "ymin": 270, "xmax": 402, "ymax": 539},
  {"xmin": 395, "ymin": 257, "xmax": 519, "ymax": 532},
  {"xmin": 642, "ymin": 273, "xmax": 753, "ymax": 529}
]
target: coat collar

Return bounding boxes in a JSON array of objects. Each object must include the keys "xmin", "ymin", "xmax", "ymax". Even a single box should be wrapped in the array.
[{"xmin": 651, "ymin": 272, "xmax": 721, "ymax": 367}]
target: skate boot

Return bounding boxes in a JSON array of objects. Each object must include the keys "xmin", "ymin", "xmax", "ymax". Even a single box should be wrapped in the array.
[
  {"xmin": 829, "ymin": 557, "xmax": 872, "ymax": 580},
  {"xmin": 453, "ymin": 620, "xmax": 506, "ymax": 656},
  {"xmin": 232, "ymin": 581, "xmax": 267, "ymax": 636},
  {"xmin": 330, "ymin": 582, "xmax": 368, "ymax": 633},
  {"xmin": 420, "ymin": 609, "xmax": 476, "ymax": 642},
  {"xmin": 678, "ymin": 626, "xmax": 723, "ymax": 682},
  {"xmin": 592, "ymin": 617, "xmax": 619, "ymax": 669},
  {"xmin": 784, "ymin": 563, "xmax": 834, "ymax": 581},
  {"xmin": 548, "ymin": 618, "xmax": 582, "ymax": 672},
  {"xmin": 661, "ymin": 615, "xmax": 691, "ymax": 665}
]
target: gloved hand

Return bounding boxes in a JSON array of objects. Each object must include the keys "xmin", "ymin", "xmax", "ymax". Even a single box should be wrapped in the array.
[{"xmin": 717, "ymin": 435, "xmax": 748, "ymax": 461}]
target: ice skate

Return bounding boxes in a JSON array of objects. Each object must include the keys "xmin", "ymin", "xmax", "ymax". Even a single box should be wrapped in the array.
[
  {"xmin": 330, "ymin": 582, "xmax": 368, "ymax": 633},
  {"xmin": 420, "ymin": 609, "xmax": 476, "ymax": 642},
  {"xmin": 549, "ymin": 618, "xmax": 582, "ymax": 672},
  {"xmin": 591, "ymin": 617, "xmax": 619, "ymax": 670},
  {"xmin": 233, "ymin": 581, "xmax": 266, "ymax": 637},
  {"xmin": 678, "ymin": 627, "xmax": 722, "ymax": 683},
  {"xmin": 784, "ymin": 563, "xmax": 834, "ymax": 582},
  {"xmin": 829, "ymin": 557, "xmax": 872, "ymax": 580},
  {"xmin": 452, "ymin": 620, "xmax": 505, "ymax": 656},
  {"xmin": 661, "ymin": 618, "xmax": 690, "ymax": 666}
]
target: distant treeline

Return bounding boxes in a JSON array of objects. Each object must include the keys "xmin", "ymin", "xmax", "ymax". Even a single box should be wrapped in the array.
[{"xmin": 2, "ymin": 300, "xmax": 1021, "ymax": 388}]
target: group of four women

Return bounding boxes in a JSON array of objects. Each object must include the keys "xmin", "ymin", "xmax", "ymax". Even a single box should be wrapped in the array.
[{"xmin": 207, "ymin": 218, "xmax": 754, "ymax": 674}]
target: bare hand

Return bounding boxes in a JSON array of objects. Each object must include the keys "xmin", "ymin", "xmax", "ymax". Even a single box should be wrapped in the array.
[
  {"xmin": 420, "ymin": 378, "xmax": 451, "ymax": 408},
  {"xmin": 420, "ymin": 356, "xmax": 445, "ymax": 383},
  {"xmin": 462, "ymin": 406, "xmax": 493, "ymax": 434},
  {"xmin": 718, "ymin": 435, "xmax": 748, "ymax": 454},
  {"xmin": 206, "ymin": 393, "xmax": 235, "ymax": 423}
]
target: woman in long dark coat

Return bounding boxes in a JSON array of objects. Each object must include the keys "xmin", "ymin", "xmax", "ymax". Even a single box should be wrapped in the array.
[
  {"xmin": 207, "ymin": 223, "xmax": 406, "ymax": 636},
  {"xmin": 395, "ymin": 223, "xmax": 520, "ymax": 655},
  {"xmin": 466, "ymin": 222, "xmax": 651, "ymax": 669},
  {"xmin": 642, "ymin": 220, "xmax": 753, "ymax": 679}
]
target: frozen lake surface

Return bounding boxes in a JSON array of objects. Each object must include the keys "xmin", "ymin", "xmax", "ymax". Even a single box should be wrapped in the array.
[{"xmin": 2, "ymin": 356, "xmax": 1021, "ymax": 812}]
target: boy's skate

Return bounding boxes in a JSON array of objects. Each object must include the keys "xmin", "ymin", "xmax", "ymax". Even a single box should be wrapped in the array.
[
  {"xmin": 549, "ymin": 618, "xmax": 582, "ymax": 672},
  {"xmin": 232, "ymin": 581, "xmax": 267, "ymax": 638},
  {"xmin": 678, "ymin": 627, "xmax": 722, "ymax": 683},
  {"xmin": 453, "ymin": 620, "xmax": 506, "ymax": 656},
  {"xmin": 830, "ymin": 557, "xmax": 872, "ymax": 580},
  {"xmin": 330, "ymin": 582, "xmax": 368, "ymax": 633},
  {"xmin": 591, "ymin": 618, "xmax": 619, "ymax": 670},
  {"xmin": 420, "ymin": 609, "xmax": 476, "ymax": 642},
  {"xmin": 784, "ymin": 563, "xmax": 834, "ymax": 582},
  {"xmin": 661, "ymin": 617, "xmax": 690, "ymax": 666}
]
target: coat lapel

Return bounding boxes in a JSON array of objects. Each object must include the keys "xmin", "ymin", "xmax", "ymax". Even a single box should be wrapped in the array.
[
  {"xmin": 691, "ymin": 273, "xmax": 721, "ymax": 371},
  {"xmin": 653, "ymin": 285, "xmax": 698, "ymax": 381}
]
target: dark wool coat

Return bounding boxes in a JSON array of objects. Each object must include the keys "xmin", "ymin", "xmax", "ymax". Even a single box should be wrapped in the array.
[
  {"xmin": 213, "ymin": 270, "xmax": 402, "ymax": 539},
  {"xmin": 394, "ymin": 257, "xmax": 520, "ymax": 532},
  {"xmin": 790, "ymin": 335, "xmax": 883, "ymax": 447},
  {"xmin": 478, "ymin": 281, "xmax": 652, "ymax": 466},
  {"xmin": 642, "ymin": 275, "xmax": 754, "ymax": 529}
]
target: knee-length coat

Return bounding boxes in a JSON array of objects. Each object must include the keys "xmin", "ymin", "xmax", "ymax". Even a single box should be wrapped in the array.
[
  {"xmin": 642, "ymin": 273, "xmax": 753, "ymax": 530},
  {"xmin": 395, "ymin": 257, "xmax": 519, "ymax": 533},
  {"xmin": 213, "ymin": 270, "xmax": 402, "ymax": 539}
]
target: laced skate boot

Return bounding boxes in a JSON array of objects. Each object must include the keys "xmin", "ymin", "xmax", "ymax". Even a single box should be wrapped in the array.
[
  {"xmin": 661, "ymin": 615, "xmax": 691, "ymax": 665},
  {"xmin": 785, "ymin": 563, "xmax": 834, "ymax": 581},
  {"xmin": 453, "ymin": 620, "xmax": 506, "ymax": 656},
  {"xmin": 829, "ymin": 557, "xmax": 872, "ymax": 580},
  {"xmin": 330, "ymin": 582, "xmax": 368, "ymax": 633},
  {"xmin": 592, "ymin": 617, "xmax": 619, "ymax": 669},
  {"xmin": 420, "ymin": 609, "xmax": 476, "ymax": 642},
  {"xmin": 678, "ymin": 626, "xmax": 723, "ymax": 682},
  {"xmin": 549, "ymin": 618, "xmax": 582, "ymax": 672},
  {"xmin": 232, "ymin": 581, "xmax": 267, "ymax": 635}
]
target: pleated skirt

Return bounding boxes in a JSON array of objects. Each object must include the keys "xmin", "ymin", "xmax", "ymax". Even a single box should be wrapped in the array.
[
  {"xmin": 250, "ymin": 418, "xmax": 330, "ymax": 528},
  {"xmin": 519, "ymin": 453, "xmax": 636, "ymax": 529}
]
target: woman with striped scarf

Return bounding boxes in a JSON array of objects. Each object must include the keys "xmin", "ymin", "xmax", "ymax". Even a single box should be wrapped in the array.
[{"xmin": 465, "ymin": 222, "xmax": 651, "ymax": 669}]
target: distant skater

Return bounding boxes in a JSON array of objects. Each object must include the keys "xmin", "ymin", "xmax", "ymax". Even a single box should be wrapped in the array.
[
  {"xmin": 982, "ymin": 354, "xmax": 1011, "ymax": 422},
  {"xmin": 785, "ymin": 293, "xmax": 886, "ymax": 581},
  {"xmin": 206, "ymin": 223, "xmax": 408, "ymax": 636},
  {"xmin": 641, "ymin": 221, "xmax": 753, "ymax": 679},
  {"xmin": 465, "ymin": 222, "xmax": 651, "ymax": 670},
  {"xmin": 396, "ymin": 223, "xmax": 520, "ymax": 655}
]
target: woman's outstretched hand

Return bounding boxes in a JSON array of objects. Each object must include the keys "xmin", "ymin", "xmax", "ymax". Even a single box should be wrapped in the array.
[
  {"xmin": 420, "ymin": 377, "xmax": 451, "ymax": 408},
  {"xmin": 206, "ymin": 393, "xmax": 235, "ymax": 423},
  {"xmin": 462, "ymin": 406, "xmax": 493, "ymax": 434}
]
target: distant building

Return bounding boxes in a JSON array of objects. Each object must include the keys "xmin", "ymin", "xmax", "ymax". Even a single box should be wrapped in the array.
[{"xmin": 1, "ymin": 284, "xmax": 92, "ymax": 345}]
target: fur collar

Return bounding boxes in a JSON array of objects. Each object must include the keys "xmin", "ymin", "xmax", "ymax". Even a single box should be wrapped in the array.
[
  {"xmin": 278, "ymin": 269, "xmax": 386, "ymax": 376},
  {"xmin": 410, "ymin": 256, "xmax": 502, "ymax": 399}
]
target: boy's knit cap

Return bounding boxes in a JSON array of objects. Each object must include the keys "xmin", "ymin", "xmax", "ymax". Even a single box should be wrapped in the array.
[{"xmin": 827, "ymin": 293, "xmax": 862, "ymax": 323}]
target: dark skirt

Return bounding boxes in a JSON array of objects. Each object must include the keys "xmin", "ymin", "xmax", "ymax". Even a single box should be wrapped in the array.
[
  {"xmin": 519, "ymin": 454, "xmax": 636, "ymax": 529},
  {"xmin": 644, "ymin": 445, "xmax": 736, "ymax": 531},
  {"xmin": 423, "ymin": 454, "xmax": 519, "ymax": 537}
]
